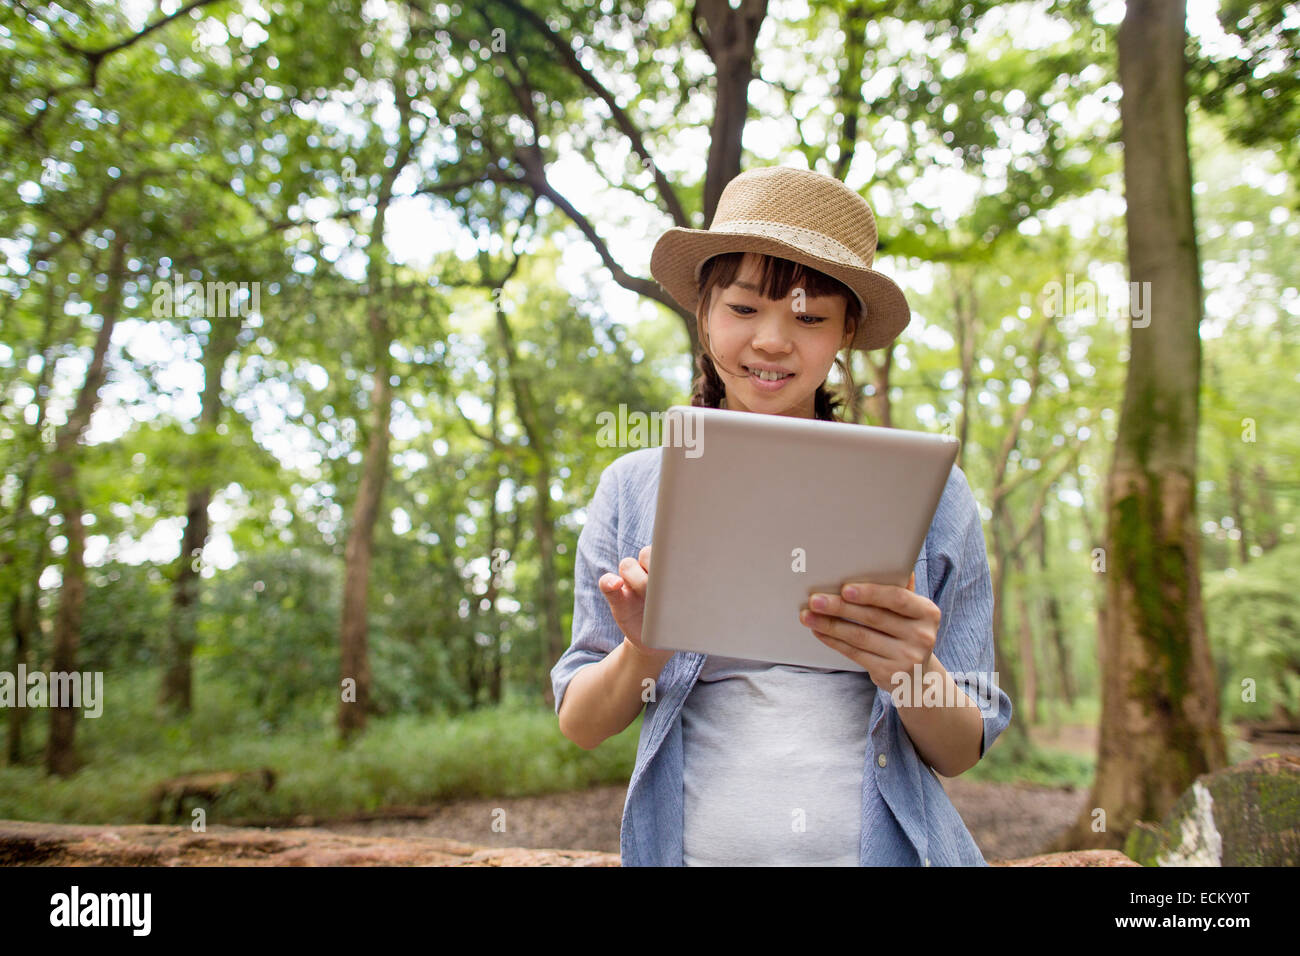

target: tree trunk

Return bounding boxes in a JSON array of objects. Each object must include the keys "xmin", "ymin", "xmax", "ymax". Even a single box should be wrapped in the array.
[
  {"xmin": 983, "ymin": 316, "xmax": 1053, "ymax": 762},
  {"xmin": 1051, "ymin": 0, "xmax": 1226, "ymax": 851},
  {"xmin": 337, "ymin": 85, "xmax": 417, "ymax": 741},
  {"xmin": 953, "ymin": 268, "xmax": 976, "ymax": 468},
  {"xmin": 830, "ymin": 0, "xmax": 868, "ymax": 183},
  {"xmin": 5, "ymin": 270, "xmax": 68, "ymax": 763},
  {"xmin": 987, "ymin": 512, "xmax": 1029, "ymax": 760},
  {"xmin": 45, "ymin": 235, "xmax": 127, "ymax": 776},
  {"xmin": 1226, "ymin": 459, "xmax": 1249, "ymax": 565},
  {"xmin": 1013, "ymin": 551, "xmax": 1039, "ymax": 726},
  {"xmin": 532, "ymin": 456, "xmax": 561, "ymax": 705},
  {"xmin": 473, "ymin": 363, "xmax": 506, "ymax": 708},
  {"xmin": 859, "ymin": 344, "xmax": 894, "ymax": 428},
  {"xmin": 337, "ymin": 311, "xmax": 391, "ymax": 740},
  {"xmin": 5, "ymin": 593, "xmax": 29, "ymax": 765},
  {"xmin": 479, "ymin": 469, "xmax": 503, "ymax": 709},
  {"xmin": 1252, "ymin": 463, "xmax": 1277, "ymax": 552},
  {"xmin": 492, "ymin": 504, "xmax": 523, "ymax": 707},
  {"xmin": 159, "ymin": 315, "xmax": 240, "ymax": 714},
  {"xmin": 5, "ymin": 543, "xmax": 45, "ymax": 765},
  {"xmin": 694, "ymin": 0, "xmax": 768, "ymax": 226},
  {"xmin": 491, "ymin": 306, "xmax": 563, "ymax": 707},
  {"xmin": 1036, "ymin": 515, "xmax": 1074, "ymax": 708}
]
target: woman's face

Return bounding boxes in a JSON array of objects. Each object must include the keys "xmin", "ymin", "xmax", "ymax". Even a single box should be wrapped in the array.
[{"xmin": 703, "ymin": 253, "xmax": 853, "ymax": 419}]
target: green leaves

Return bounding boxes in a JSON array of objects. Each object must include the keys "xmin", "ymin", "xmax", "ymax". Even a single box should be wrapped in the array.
[
  {"xmin": 1189, "ymin": 0, "xmax": 1300, "ymax": 183},
  {"xmin": 1, "ymin": 0, "xmax": 1296, "ymax": 739},
  {"xmin": 1205, "ymin": 543, "xmax": 1300, "ymax": 722}
]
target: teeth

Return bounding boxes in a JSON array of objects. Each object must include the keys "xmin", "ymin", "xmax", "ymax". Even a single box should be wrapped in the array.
[{"xmin": 750, "ymin": 368, "xmax": 791, "ymax": 381}]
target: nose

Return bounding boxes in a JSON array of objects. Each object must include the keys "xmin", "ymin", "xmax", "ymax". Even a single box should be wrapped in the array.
[{"xmin": 750, "ymin": 311, "xmax": 794, "ymax": 354}]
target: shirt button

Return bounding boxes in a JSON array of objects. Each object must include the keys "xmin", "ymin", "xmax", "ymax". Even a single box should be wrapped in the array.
[
  {"xmin": 924, "ymin": 857, "xmax": 931, "ymax": 866},
  {"xmin": 877, "ymin": 753, "xmax": 887, "ymax": 768}
]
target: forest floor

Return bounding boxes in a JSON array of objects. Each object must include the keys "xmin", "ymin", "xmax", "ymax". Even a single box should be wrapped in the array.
[{"xmin": 309, "ymin": 722, "xmax": 1300, "ymax": 862}]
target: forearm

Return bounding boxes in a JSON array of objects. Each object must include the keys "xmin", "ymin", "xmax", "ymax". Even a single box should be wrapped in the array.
[
  {"xmin": 557, "ymin": 639, "xmax": 674, "ymax": 750},
  {"xmin": 892, "ymin": 652, "xmax": 984, "ymax": 777}
]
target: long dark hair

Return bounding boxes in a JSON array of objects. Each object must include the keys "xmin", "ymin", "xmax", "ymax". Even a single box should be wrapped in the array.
[{"xmin": 689, "ymin": 252, "xmax": 858, "ymax": 422}]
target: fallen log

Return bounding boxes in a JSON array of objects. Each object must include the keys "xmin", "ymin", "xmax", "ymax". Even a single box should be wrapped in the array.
[
  {"xmin": 0, "ymin": 819, "xmax": 1129, "ymax": 866},
  {"xmin": 149, "ymin": 768, "xmax": 276, "ymax": 824},
  {"xmin": 0, "ymin": 820, "xmax": 619, "ymax": 866}
]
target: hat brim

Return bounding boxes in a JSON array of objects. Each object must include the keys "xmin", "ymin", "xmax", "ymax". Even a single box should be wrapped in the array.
[{"xmin": 650, "ymin": 227, "xmax": 911, "ymax": 351}]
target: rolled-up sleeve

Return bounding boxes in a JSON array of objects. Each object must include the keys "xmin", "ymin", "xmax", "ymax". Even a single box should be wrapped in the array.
[
  {"xmin": 551, "ymin": 461, "xmax": 626, "ymax": 716},
  {"xmin": 929, "ymin": 467, "xmax": 1013, "ymax": 760}
]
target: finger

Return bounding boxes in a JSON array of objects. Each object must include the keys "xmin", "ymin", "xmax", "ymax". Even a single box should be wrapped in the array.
[
  {"xmin": 619, "ymin": 555, "xmax": 648, "ymax": 595},
  {"xmin": 812, "ymin": 630, "xmax": 895, "ymax": 674},
  {"xmin": 840, "ymin": 581, "xmax": 921, "ymax": 618},
  {"xmin": 908, "ymin": 571, "xmax": 915, "ymax": 592},
  {"xmin": 809, "ymin": 593, "xmax": 914, "ymax": 635},
  {"xmin": 803, "ymin": 611, "xmax": 894, "ymax": 655},
  {"xmin": 639, "ymin": 545, "xmax": 652, "ymax": 573},
  {"xmin": 599, "ymin": 573, "xmax": 625, "ymax": 597}
]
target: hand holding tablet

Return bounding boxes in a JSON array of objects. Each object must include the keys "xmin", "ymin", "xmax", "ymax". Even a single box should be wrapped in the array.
[
  {"xmin": 639, "ymin": 405, "xmax": 959, "ymax": 671},
  {"xmin": 800, "ymin": 571, "xmax": 944, "ymax": 691}
]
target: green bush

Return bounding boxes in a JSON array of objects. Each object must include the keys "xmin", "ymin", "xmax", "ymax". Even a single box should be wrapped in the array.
[
  {"xmin": 78, "ymin": 560, "xmax": 173, "ymax": 673},
  {"xmin": 198, "ymin": 548, "xmax": 341, "ymax": 727},
  {"xmin": 1205, "ymin": 543, "xmax": 1300, "ymax": 725},
  {"xmin": 0, "ymin": 663, "xmax": 639, "ymax": 825}
]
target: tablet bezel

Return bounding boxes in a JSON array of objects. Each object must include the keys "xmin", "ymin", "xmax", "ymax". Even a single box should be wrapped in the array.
[{"xmin": 639, "ymin": 405, "xmax": 960, "ymax": 670}]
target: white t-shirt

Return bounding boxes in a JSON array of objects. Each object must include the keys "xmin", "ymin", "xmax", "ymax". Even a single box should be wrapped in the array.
[{"xmin": 681, "ymin": 653, "xmax": 875, "ymax": 865}]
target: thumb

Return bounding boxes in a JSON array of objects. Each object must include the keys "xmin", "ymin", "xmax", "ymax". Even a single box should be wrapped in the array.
[{"xmin": 908, "ymin": 571, "xmax": 915, "ymax": 592}]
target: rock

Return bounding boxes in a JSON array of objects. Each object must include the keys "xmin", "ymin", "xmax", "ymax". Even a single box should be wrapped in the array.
[{"xmin": 1124, "ymin": 754, "xmax": 1300, "ymax": 866}]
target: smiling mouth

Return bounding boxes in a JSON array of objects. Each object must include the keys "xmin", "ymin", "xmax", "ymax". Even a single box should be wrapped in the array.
[{"xmin": 744, "ymin": 366, "xmax": 795, "ymax": 380}]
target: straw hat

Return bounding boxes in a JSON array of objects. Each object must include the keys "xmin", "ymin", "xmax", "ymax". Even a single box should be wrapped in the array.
[{"xmin": 649, "ymin": 166, "xmax": 910, "ymax": 350}]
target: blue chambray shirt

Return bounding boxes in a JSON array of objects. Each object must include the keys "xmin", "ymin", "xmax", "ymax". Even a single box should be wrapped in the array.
[{"xmin": 551, "ymin": 444, "xmax": 1013, "ymax": 866}]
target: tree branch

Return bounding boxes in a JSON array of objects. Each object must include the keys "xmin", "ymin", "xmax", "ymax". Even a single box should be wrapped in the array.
[{"xmin": 488, "ymin": 0, "xmax": 689, "ymax": 228}]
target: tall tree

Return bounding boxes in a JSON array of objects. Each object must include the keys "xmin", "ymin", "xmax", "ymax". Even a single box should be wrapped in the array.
[
  {"xmin": 692, "ymin": 0, "xmax": 768, "ymax": 225},
  {"xmin": 338, "ymin": 69, "xmax": 423, "ymax": 740},
  {"xmin": 159, "ymin": 312, "xmax": 242, "ymax": 714},
  {"xmin": 1051, "ymin": 0, "xmax": 1227, "ymax": 851},
  {"xmin": 45, "ymin": 234, "xmax": 128, "ymax": 776}
]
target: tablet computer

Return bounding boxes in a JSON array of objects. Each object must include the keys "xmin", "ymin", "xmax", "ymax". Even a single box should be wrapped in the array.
[{"xmin": 639, "ymin": 405, "xmax": 960, "ymax": 671}]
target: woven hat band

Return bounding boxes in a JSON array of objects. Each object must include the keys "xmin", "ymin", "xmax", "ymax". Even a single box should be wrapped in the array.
[{"xmin": 697, "ymin": 219, "xmax": 870, "ymax": 276}]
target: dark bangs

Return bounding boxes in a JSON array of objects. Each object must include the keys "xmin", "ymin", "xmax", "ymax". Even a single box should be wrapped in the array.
[{"xmin": 697, "ymin": 252, "xmax": 856, "ymax": 310}]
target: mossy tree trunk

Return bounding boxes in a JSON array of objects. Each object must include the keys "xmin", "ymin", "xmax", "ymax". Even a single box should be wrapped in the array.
[{"xmin": 1051, "ymin": 0, "xmax": 1227, "ymax": 851}]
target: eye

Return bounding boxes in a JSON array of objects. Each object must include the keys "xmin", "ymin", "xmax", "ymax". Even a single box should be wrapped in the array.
[{"xmin": 728, "ymin": 303, "xmax": 824, "ymax": 325}]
